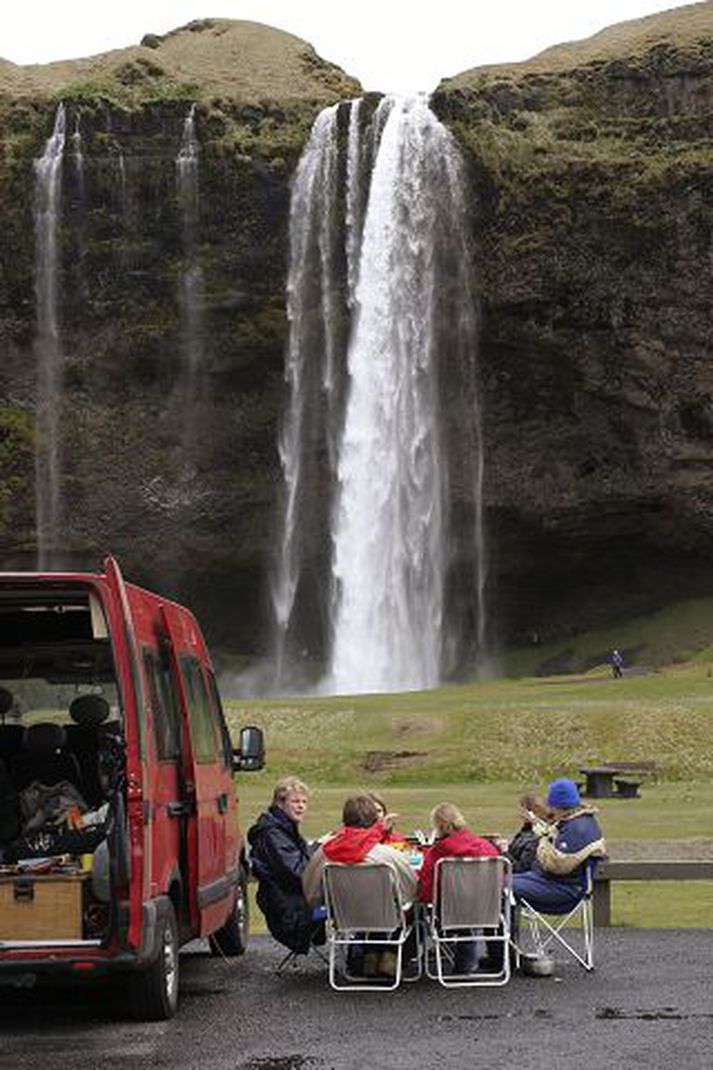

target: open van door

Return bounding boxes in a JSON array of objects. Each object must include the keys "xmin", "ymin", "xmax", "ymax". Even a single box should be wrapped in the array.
[
  {"xmin": 103, "ymin": 555, "xmax": 146, "ymax": 952},
  {"xmin": 158, "ymin": 604, "xmax": 230, "ymax": 935}
]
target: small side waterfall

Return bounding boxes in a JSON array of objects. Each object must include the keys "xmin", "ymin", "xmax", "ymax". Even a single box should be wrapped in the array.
[
  {"xmin": 33, "ymin": 103, "xmax": 67, "ymax": 570},
  {"xmin": 72, "ymin": 114, "xmax": 85, "ymax": 201},
  {"xmin": 176, "ymin": 105, "xmax": 204, "ymax": 422},
  {"xmin": 272, "ymin": 95, "xmax": 485, "ymax": 694}
]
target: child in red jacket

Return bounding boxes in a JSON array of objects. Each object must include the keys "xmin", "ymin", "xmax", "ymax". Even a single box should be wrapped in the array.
[
  {"xmin": 418, "ymin": 803, "xmax": 499, "ymax": 903},
  {"xmin": 418, "ymin": 803, "xmax": 499, "ymax": 975}
]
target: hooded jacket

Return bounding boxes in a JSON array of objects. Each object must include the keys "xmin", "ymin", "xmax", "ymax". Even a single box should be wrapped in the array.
[
  {"xmin": 302, "ymin": 823, "xmax": 418, "ymax": 907},
  {"xmin": 247, "ymin": 806, "xmax": 317, "ymax": 952},
  {"xmin": 535, "ymin": 806, "xmax": 606, "ymax": 884},
  {"xmin": 418, "ymin": 827, "xmax": 500, "ymax": 903}
]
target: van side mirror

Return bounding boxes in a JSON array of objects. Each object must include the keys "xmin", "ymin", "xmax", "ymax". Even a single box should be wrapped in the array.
[{"xmin": 233, "ymin": 725, "xmax": 265, "ymax": 772}]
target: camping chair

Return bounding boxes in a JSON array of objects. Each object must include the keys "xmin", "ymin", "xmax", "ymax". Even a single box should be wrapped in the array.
[
  {"xmin": 275, "ymin": 906, "xmax": 329, "ymax": 974},
  {"xmin": 426, "ymin": 856, "xmax": 512, "ymax": 988},
  {"xmin": 512, "ymin": 860, "xmax": 597, "ymax": 972},
  {"xmin": 322, "ymin": 862, "xmax": 420, "ymax": 991}
]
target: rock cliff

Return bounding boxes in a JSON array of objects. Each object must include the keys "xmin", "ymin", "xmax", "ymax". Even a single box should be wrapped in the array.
[
  {"xmin": 1, "ymin": 8, "xmax": 712, "ymax": 661},
  {"xmin": 433, "ymin": 1, "xmax": 713, "ymax": 647}
]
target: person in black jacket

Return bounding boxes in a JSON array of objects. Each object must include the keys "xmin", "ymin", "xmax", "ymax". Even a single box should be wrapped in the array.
[
  {"xmin": 247, "ymin": 776, "xmax": 319, "ymax": 953},
  {"xmin": 508, "ymin": 793, "xmax": 553, "ymax": 874}
]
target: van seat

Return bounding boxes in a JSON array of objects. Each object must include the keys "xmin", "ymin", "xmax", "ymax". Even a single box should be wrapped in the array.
[
  {"xmin": 9, "ymin": 723, "xmax": 82, "ymax": 793},
  {"xmin": 66, "ymin": 697, "xmax": 119, "ymax": 806},
  {"xmin": 0, "ymin": 724, "xmax": 24, "ymax": 764}
]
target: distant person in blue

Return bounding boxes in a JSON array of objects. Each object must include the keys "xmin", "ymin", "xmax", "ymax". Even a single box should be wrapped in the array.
[
  {"xmin": 511, "ymin": 778, "xmax": 606, "ymax": 914},
  {"xmin": 609, "ymin": 648, "xmax": 625, "ymax": 678}
]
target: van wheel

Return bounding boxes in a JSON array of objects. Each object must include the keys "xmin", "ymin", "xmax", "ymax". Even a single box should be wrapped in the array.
[
  {"xmin": 210, "ymin": 870, "xmax": 249, "ymax": 957},
  {"xmin": 129, "ymin": 904, "xmax": 179, "ymax": 1021}
]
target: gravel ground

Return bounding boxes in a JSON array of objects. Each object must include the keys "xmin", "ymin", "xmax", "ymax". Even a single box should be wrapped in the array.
[{"xmin": 0, "ymin": 930, "xmax": 711, "ymax": 1070}]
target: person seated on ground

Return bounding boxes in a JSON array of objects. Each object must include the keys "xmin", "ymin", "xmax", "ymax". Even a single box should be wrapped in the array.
[
  {"xmin": 366, "ymin": 790, "xmax": 407, "ymax": 846},
  {"xmin": 418, "ymin": 802, "xmax": 500, "ymax": 975},
  {"xmin": 511, "ymin": 777, "xmax": 606, "ymax": 915},
  {"xmin": 507, "ymin": 792, "xmax": 554, "ymax": 874},
  {"xmin": 247, "ymin": 776, "xmax": 320, "ymax": 954}
]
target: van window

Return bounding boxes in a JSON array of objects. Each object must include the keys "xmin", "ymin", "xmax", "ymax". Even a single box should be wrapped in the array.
[
  {"xmin": 206, "ymin": 670, "xmax": 233, "ymax": 771},
  {"xmin": 143, "ymin": 647, "xmax": 181, "ymax": 761},
  {"xmin": 179, "ymin": 657, "xmax": 220, "ymax": 764}
]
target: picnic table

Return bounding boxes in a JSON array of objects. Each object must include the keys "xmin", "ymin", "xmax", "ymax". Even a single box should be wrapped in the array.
[{"xmin": 578, "ymin": 765, "xmax": 647, "ymax": 799}]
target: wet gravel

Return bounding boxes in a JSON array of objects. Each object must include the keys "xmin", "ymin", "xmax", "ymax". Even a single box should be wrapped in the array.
[{"xmin": 0, "ymin": 930, "xmax": 711, "ymax": 1070}]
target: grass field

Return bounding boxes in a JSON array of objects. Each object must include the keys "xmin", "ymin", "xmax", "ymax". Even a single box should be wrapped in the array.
[{"xmin": 225, "ymin": 655, "xmax": 713, "ymax": 929}]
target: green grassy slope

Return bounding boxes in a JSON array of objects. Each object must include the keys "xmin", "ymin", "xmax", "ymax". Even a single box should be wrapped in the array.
[{"xmin": 226, "ymin": 661, "xmax": 713, "ymax": 788}]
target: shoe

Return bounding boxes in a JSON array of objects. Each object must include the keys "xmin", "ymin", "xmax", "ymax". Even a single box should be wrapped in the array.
[
  {"xmin": 362, "ymin": 951, "xmax": 381, "ymax": 977},
  {"xmin": 478, "ymin": 955, "xmax": 504, "ymax": 972},
  {"xmin": 378, "ymin": 951, "xmax": 398, "ymax": 978}
]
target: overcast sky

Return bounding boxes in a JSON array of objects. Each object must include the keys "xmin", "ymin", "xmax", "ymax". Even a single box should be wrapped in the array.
[{"xmin": 4, "ymin": 1, "xmax": 698, "ymax": 93}]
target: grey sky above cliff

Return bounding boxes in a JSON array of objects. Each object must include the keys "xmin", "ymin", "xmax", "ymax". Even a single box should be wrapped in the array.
[{"xmin": 5, "ymin": 0, "xmax": 699, "ymax": 92}]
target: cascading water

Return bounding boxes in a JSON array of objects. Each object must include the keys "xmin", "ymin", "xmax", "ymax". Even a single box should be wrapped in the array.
[
  {"xmin": 176, "ymin": 104, "xmax": 204, "ymax": 418},
  {"xmin": 271, "ymin": 105, "xmax": 342, "ymax": 684},
  {"xmin": 72, "ymin": 114, "xmax": 85, "ymax": 201},
  {"xmin": 272, "ymin": 95, "xmax": 485, "ymax": 694},
  {"xmin": 330, "ymin": 97, "xmax": 448, "ymax": 693},
  {"xmin": 33, "ymin": 103, "xmax": 66, "ymax": 570}
]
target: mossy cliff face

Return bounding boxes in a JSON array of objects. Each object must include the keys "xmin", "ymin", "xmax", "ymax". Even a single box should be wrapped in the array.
[
  {"xmin": 433, "ymin": 4, "xmax": 713, "ymax": 646},
  {"xmin": 1, "ymin": 10, "xmax": 713, "ymax": 657},
  {"xmin": 0, "ymin": 21, "xmax": 358, "ymax": 648}
]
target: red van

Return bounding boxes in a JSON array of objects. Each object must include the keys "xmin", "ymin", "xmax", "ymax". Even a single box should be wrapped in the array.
[{"xmin": 0, "ymin": 556, "xmax": 264, "ymax": 1019}]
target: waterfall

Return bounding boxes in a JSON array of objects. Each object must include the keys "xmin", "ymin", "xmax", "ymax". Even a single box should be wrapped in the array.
[
  {"xmin": 272, "ymin": 95, "xmax": 485, "ymax": 694},
  {"xmin": 33, "ymin": 103, "xmax": 67, "ymax": 571},
  {"xmin": 176, "ymin": 104, "xmax": 204, "ymax": 417},
  {"xmin": 72, "ymin": 114, "xmax": 85, "ymax": 201},
  {"xmin": 271, "ymin": 105, "xmax": 342, "ymax": 684},
  {"xmin": 329, "ymin": 97, "xmax": 449, "ymax": 693}
]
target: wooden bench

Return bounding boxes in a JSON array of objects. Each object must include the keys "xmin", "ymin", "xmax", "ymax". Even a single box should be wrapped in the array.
[
  {"xmin": 593, "ymin": 859, "xmax": 713, "ymax": 926},
  {"xmin": 612, "ymin": 778, "xmax": 642, "ymax": 799}
]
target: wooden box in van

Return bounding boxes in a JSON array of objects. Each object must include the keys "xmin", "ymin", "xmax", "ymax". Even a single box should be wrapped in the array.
[{"xmin": 0, "ymin": 874, "xmax": 87, "ymax": 941}]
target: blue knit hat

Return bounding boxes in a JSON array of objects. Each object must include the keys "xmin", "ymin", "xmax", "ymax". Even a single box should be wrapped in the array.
[{"xmin": 547, "ymin": 778, "xmax": 581, "ymax": 810}]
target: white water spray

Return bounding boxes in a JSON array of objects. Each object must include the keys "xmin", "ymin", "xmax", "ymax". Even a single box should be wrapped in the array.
[
  {"xmin": 176, "ymin": 105, "xmax": 204, "ymax": 413},
  {"xmin": 272, "ymin": 96, "xmax": 485, "ymax": 693},
  {"xmin": 271, "ymin": 105, "xmax": 341, "ymax": 683},
  {"xmin": 329, "ymin": 97, "xmax": 449, "ymax": 693},
  {"xmin": 34, "ymin": 103, "xmax": 66, "ymax": 570}
]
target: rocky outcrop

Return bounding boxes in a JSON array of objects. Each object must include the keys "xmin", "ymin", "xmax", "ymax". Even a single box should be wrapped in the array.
[
  {"xmin": 0, "ymin": 20, "xmax": 358, "ymax": 649},
  {"xmin": 1, "ymin": 8, "xmax": 713, "ymax": 660},
  {"xmin": 433, "ymin": 2, "xmax": 713, "ymax": 647}
]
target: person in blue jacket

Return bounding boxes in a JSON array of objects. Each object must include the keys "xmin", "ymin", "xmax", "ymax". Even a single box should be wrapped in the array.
[
  {"xmin": 511, "ymin": 778, "xmax": 606, "ymax": 913},
  {"xmin": 609, "ymin": 649, "xmax": 625, "ymax": 678},
  {"xmin": 248, "ymin": 776, "xmax": 320, "ymax": 953}
]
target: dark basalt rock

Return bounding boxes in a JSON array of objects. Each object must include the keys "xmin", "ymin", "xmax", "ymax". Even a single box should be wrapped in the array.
[{"xmin": 432, "ymin": 4, "xmax": 713, "ymax": 650}]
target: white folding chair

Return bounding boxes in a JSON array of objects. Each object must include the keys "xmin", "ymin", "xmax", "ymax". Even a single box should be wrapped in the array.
[
  {"xmin": 426, "ymin": 856, "xmax": 512, "ymax": 988},
  {"xmin": 513, "ymin": 861, "xmax": 596, "ymax": 972},
  {"xmin": 322, "ymin": 862, "xmax": 420, "ymax": 991}
]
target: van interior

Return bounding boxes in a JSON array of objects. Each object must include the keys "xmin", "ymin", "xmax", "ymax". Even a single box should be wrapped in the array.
[{"xmin": 0, "ymin": 583, "xmax": 125, "ymax": 946}]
